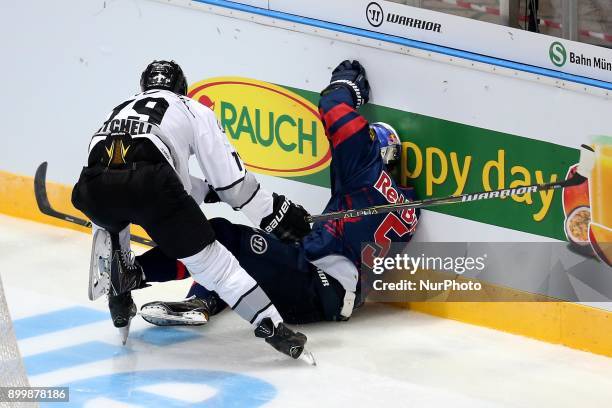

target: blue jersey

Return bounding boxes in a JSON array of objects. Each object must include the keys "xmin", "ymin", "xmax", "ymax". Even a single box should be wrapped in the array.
[
  {"xmin": 140, "ymin": 87, "xmax": 420, "ymax": 319},
  {"xmin": 302, "ymin": 87, "xmax": 419, "ymax": 299}
]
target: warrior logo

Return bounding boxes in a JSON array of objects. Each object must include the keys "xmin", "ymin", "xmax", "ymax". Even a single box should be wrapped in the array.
[
  {"xmin": 366, "ymin": 2, "xmax": 384, "ymax": 27},
  {"xmin": 250, "ymin": 234, "xmax": 268, "ymax": 255},
  {"xmin": 316, "ymin": 269, "xmax": 330, "ymax": 287}
]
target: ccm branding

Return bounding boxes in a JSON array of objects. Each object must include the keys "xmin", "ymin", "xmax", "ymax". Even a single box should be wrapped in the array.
[{"xmin": 188, "ymin": 77, "xmax": 331, "ymax": 177}]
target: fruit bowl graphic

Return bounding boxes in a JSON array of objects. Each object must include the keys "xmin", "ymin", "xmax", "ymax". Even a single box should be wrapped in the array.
[
  {"xmin": 562, "ymin": 164, "xmax": 596, "ymax": 257},
  {"xmin": 564, "ymin": 206, "xmax": 591, "ymax": 246}
]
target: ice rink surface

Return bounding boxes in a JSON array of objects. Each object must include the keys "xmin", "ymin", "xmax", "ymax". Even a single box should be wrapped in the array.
[{"xmin": 2, "ymin": 214, "xmax": 612, "ymax": 407}]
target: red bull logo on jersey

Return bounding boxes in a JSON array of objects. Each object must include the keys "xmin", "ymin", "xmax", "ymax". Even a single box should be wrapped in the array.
[
  {"xmin": 374, "ymin": 171, "xmax": 417, "ymax": 228},
  {"xmin": 188, "ymin": 77, "xmax": 331, "ymax": 177}
]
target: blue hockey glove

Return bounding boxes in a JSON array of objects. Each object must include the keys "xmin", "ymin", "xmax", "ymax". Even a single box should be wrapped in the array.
[{"xmin": 321, "ymin": 60, "xmax": 370, "ymax": 108}]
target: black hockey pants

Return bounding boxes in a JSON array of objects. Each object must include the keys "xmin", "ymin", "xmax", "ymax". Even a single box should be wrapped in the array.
[{"xmin": 72, "ymin": 161, "xmax": 215, "ymax": 259}]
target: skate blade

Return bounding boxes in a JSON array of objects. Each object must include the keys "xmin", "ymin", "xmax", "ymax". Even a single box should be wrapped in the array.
[
  {"xmin": 89, "ymin": 269, "xmax": 110, "ymax": 301},
  {"xmin": 118, "ymin": 323, "xmax": 131, "ymax": 345},
  {"xmin": 139, "ymin": 309, "xmax": 208, "ymax": 326},
  {"xmin": 299, "ymin": 349, "xmax": 317, "ymax": 366},
  {"xmin": 88, "ymin": 230, "xmax": 111, "ymax": 301}
]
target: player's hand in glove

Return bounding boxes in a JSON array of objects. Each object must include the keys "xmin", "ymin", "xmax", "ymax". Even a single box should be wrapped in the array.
[
  {"xmin": 321, "ymin": 60, "xmax": 370, "ymax": 108},
  {"xmin": 260, "ymin": 193, "xmax": 312, "ymax": 242}
]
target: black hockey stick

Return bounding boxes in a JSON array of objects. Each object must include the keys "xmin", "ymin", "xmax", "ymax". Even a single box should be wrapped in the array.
[
  {"xmin": 34, "ymin": 162, "xmax": 155, "ymax": 246},
  {"xmin": 306, "ymin": 173, "xmax": 587, "ymax": 223}
]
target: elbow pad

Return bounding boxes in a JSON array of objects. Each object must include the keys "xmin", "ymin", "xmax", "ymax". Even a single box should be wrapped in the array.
[{"xmin": 215, "ymin": 172, "xmax": 260, "ymax": 209}]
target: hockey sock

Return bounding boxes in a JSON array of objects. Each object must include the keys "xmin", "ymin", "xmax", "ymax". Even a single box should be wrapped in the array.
[
  {"xmin": 137, "ymin": 247, "xmax": 190, "ymax": 283},
  {"xmin": 179, "ymin": 241, "xmax": 283, "ymax": 327}
]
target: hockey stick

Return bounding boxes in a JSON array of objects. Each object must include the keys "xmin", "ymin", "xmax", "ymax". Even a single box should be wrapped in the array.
[
  {"xmin": 34, "ymin": 162, "xmax": 155, "ymax": 246},
  {"xmin": 306, "ymin": 173, "xmax": 588, "ymax": 223}
]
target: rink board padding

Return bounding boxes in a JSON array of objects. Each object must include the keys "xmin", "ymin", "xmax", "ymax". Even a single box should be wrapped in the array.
[
  {"xmin": 408, "ymin": 301, "xmax": 612, "ymax": 358},
  {"xmin": 1, "ymin": 169, "xmax": 611, "ymax": 358},
  {"xmin": 0, "ymin": 170, "xmax": 151, "ymax": 247}
]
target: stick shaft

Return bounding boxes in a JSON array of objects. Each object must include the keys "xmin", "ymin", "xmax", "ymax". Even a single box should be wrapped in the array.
[
  {"xmin": 307, "ymin": 175, "xmax": 586, "ymax": 223},
  {"xmin": 34, "ymin": 162, "xmax": 155, "ymax": 246}
]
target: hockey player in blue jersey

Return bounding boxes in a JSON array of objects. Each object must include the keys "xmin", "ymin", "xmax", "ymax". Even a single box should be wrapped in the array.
[{"xmin": 136, "ymin": 60, "xmax": 420, "ymax": 325}]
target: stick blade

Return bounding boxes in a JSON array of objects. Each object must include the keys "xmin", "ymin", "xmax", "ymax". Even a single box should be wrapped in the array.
[{"xmin": 34, "ymin": 162, "xmax": 52, "ymax": 214}]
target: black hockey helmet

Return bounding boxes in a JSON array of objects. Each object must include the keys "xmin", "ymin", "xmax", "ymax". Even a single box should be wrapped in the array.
[{"xmin": 140, "ymin": 60, "xmax": 188, "ymax": 95}]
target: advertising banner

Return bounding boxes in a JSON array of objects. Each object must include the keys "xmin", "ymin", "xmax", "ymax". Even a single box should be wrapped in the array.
[
  {"xmin": 188, "ymin": 77, "xmax": 588, "ymax": 241},
  {"xmin": 269, "ymin": 0, "xmax": 612, "ymax": 85},
  {"xmin": 188, "ymin": 75, "xmax": 611, "ymax": 280}
]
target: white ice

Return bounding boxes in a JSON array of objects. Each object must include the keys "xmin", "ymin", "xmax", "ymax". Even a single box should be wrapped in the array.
[{"xmin": 1, "ymin": 214, "xmax": 612, "ymax": 407}]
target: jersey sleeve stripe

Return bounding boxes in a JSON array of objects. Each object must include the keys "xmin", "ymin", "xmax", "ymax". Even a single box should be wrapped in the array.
[
  {"xmin": 321, "ymin": 103, "xmax": 355, "ymax": 132},
  {"xmin": 232, "ymin": 183, "xmax": 261, "ymax": 210},
  {"xmin": 330, "ymin": 116, "xmax": 368, "ymax": 148},
  {"xmin": 215, "ymin": 175, "xmax": 246, "ymax": 191},
  {"xmin": 326, "ymin": 111, "xmax": 360, "ymax": 137}
]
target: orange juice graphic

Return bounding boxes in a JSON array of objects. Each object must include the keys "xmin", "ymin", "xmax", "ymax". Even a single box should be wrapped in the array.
[{"xmin": 589, "ymin": 137, "xmax": 612, "ymax": 266}]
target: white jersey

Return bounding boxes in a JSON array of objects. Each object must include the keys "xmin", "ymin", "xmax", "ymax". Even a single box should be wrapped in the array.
[
  {"xmin": 89, "ymin": 89, "xmax": 273, "ymax": 226},
  {"xmin": 87, "ymin": 88, "xmax": 283, "ymax": 328}
]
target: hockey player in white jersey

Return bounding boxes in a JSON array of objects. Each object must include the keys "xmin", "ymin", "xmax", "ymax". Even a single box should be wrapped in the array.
[{"xmin": 72, "ymin": 60, "xmax": 312, "ymax": 360}]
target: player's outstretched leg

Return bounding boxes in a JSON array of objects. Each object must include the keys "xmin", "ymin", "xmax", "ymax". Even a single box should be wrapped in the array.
[
  {"xmin": 254, "ymin": 318, "xmax": 308, "ymax": 360},
  {"xmin": 108, "ymin": 292, "xmax": 137, "ymax": 345},
  {"xmin": 140, "ymin": 295, "xmax": 216, "ymax": 326}
]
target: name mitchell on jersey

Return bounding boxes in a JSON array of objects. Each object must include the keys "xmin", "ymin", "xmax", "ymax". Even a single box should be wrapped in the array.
[{"xmin": 97, "ymin": 118, "xmax": 155, "ymax": 136}]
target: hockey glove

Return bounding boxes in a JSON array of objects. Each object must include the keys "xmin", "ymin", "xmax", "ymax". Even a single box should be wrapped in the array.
[
  {"xmin": 321, "ymin": 60, "xmax": 370, "ymax": 108},
  {"xmin": 260, "ymin": 193, "xmax": 312, "ymax": 242}
]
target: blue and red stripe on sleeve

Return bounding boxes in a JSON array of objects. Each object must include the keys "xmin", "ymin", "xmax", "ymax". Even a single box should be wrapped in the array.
[{"xmin": 319, "ymin": 88, "xmax": 368, "ymax": 148}]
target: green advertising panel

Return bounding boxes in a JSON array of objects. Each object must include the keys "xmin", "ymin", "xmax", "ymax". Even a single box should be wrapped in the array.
[{"xmin": 287, "ymin": 85, "xmax": 578, "ymax": 241}]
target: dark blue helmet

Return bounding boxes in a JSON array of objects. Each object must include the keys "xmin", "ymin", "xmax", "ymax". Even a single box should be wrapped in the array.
[{"xmin": 140, "ymin": 60, "xmax": 188, "ymax": 95}]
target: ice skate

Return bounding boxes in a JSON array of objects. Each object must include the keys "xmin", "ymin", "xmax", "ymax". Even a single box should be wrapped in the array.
[
  {"xmin": 108, "ymin": 235, "xmax": 146, "ymax": 297},
  {"xmin": 254, "ymin": 317, "xmax": 316, "ymax": 365},
  {"xmin": 140, "ymin": 296, "xmax": 212, "ymax": 326},
  {"xmin": 109, "ymin": 292, "xmax": 137, "ymax": 345}
]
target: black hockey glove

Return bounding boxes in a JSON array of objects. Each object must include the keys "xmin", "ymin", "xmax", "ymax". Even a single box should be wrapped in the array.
[
  {"xmin": 260, "ymin": 193, "xmax": 312, "ymax": 242},
  {"xmin": 321, "ymin": 60, "xmax": 370, "ymax": 108}
]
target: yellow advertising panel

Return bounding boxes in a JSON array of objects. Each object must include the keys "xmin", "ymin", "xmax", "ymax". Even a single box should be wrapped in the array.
[{"xmin": 188, "ymin": 77, "xmax": 330, "ymax": 177}]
